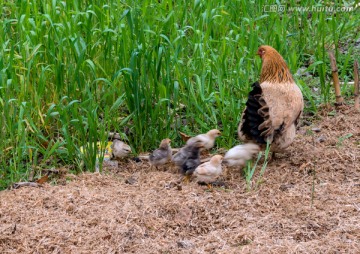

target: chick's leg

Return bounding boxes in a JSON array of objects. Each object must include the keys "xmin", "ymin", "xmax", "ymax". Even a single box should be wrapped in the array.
[
  {"xmin": 269, "ymin": 152, "xmax": 276, "ymax": 162},
  {"xmin": 149, "ymin": 165, "xmax": 154, "ymax": 172},
  {"xmin": 183, "ymin": 175, "xmax": 191, "ymax": 184}
]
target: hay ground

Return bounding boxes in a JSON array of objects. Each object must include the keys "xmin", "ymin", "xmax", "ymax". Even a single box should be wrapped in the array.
[{"xmin": 1, "ymin": 106, "xmax": 359, "ymax": 254}]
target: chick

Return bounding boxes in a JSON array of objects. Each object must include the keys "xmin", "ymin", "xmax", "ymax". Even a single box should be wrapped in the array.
[
  {"xmin": 223, "ymin": 143, "xmax": 259, "ymax": 168},
  {"xmin": 186, "ymin": 129, "xmax": 221, "ymax": 150},
  {"xmin": 194, "ymin": 155, "xmax": 223, "ymax": 188},
  {"xmin": 149, "ymin": 138, "xmax": 172, "ymax": 170},
  {"xmin": 111, "ymin": 139, "xmax": 132, "ymax": 160},
  {"xmin": 172, "ymin": 139, "xmax": 204, "ymax": 182}
]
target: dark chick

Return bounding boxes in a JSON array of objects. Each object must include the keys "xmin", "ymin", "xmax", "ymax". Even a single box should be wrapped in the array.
[
  {"xmin": 149, "ymin": 138, "xmax": 172, "ymax": 170},
  {"xmin": 172, "ymin": 139, "xmax": 203, "ymax": 182}
]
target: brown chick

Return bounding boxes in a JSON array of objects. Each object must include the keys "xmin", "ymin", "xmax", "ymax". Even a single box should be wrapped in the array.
[
  {"xmin": 238, "ymin": 45, "xmax": 304, "ymax": 153},
  {"xmin": 186, "ymin": 129, "xmax": 221, "ymax": 150},
  {"xmin": 111, "ymin": 139, "xmax": 132, "ymax": 160},
  {"xmin": 149, "ymin": 138, "xmax": 172, "ymax": 170}
]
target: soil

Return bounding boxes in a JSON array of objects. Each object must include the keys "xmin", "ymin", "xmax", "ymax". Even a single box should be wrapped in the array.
[{"xmin": 1, "ymin": 105, "xmax": 359, "ymax": 254}]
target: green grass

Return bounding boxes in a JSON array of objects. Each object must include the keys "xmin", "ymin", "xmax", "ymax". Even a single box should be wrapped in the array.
[
  {"xmin": 1, "ymin": 0, "xmax": 359, "ymax": 189},
  {"xmin": 243, "ymin": 141, "xmax": 271, "ymax": 191}
]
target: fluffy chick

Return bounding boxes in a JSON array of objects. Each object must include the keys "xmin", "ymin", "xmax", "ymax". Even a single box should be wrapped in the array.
[
  {"xmin": 223, "ymin": 143, "xmax": 260, "ymax": 168},
  {"xmin": 194, "ymin": 155, "xmax": 223, "ymax": 185},
  {"xmin": 149, "ymin": 138, "xmax": 172, "ymax": 170},
  {"xmin": 186, "ymin": 129, "xmax": 221, "ymax": 150},
  {"xmin": 111, "ymin": 139, "xmax": 132, "ymax": 160},
  {"xmin": 172, "ymin": 139, "xmax": 204, "ymax": 181}
]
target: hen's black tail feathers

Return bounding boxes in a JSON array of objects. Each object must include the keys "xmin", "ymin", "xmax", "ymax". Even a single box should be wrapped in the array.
[{"xmin": 240, "ymin": 81, "xmax": 267, "ymax": 144}]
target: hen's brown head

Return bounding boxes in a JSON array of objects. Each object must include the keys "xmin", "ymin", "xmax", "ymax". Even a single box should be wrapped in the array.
[
  {"xmin": 257, "ymin": 45, "xmax": 294, "ymax": 84},
  {"xmin": 256, "ymin": 46, "xmax": 267, "ymax": 58}
]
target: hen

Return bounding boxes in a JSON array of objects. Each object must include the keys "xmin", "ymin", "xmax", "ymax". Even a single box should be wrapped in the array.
[{"xmin": 238, "ymin": 45, "xmax": 304, "ymax": 152}]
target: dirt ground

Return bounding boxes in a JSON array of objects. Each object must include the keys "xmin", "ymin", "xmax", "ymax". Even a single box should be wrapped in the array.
[{"xmin": 1, "ymin": 105, "xmax": 359, "ymax": 254}]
